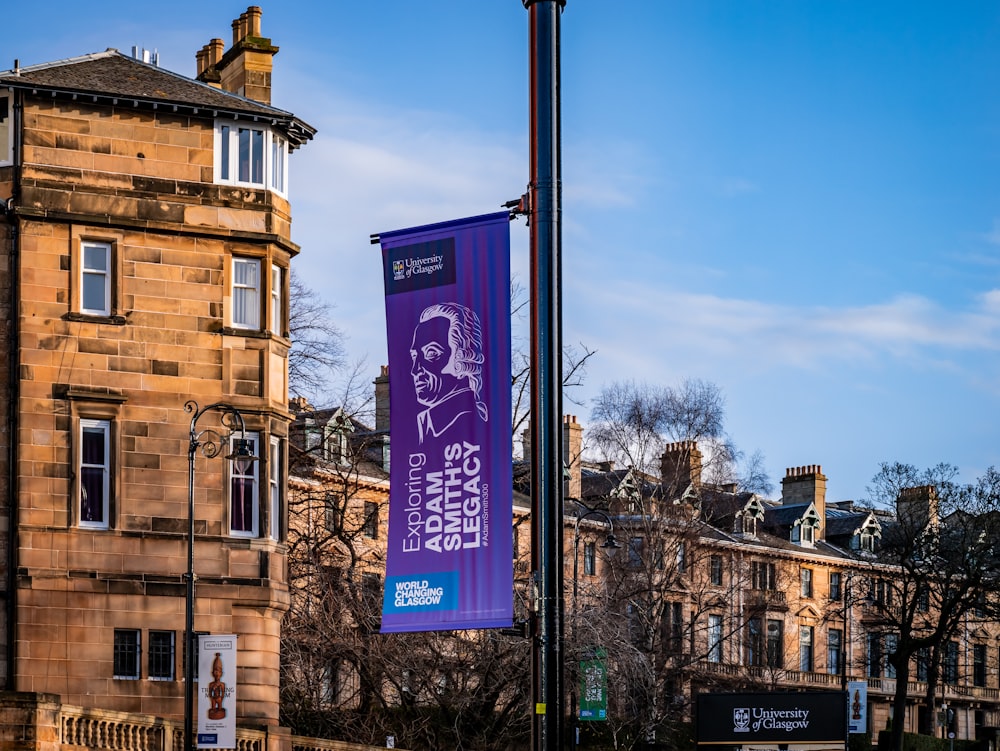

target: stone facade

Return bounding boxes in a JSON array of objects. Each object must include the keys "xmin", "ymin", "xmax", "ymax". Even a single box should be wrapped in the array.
[{"xmin": 0, "ymin": 5, "xmax": 312, "ymax": 733}]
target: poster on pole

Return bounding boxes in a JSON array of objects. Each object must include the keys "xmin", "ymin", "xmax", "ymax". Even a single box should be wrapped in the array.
[
  {"xmin": 377, "ymin": 212, "xmax": 513, "ymax": 633},
  {"xmin": 579, "ymin": 647, "xmax": 608, "ymax": 721},
  {"xmin": 848, "ymin": 681, "xmax": 868, "ymax": 734},
  {"xmin": 197, "ymin": 634, "xmax": 237, "ymax": 749}
]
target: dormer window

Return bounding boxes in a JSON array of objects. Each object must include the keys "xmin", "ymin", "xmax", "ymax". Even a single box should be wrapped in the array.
[
  {"xmin": 215, "ymin": 120, "xmax": 288, "ymax": 194},
  {"xmin": 791, "ymin": 506, "xmax": 821, "ymax": 548},
  {"xmin": 735, "ymin": 497, "xmax": 766, "ymax": 537},
  {"xmin": 851, "ymin": 514, "xmax": 882, "ymax": 553}
]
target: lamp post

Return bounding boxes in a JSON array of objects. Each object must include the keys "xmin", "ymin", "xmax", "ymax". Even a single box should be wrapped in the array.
[
  {"xmin": 184, "ymin": 400, "xmax": 256, "ymax": 751},
  {"xmin": 523, "ymin": 2, "xmax": 565, "ymax": 750},
  {"xmin": 570, "ymin": 503, "xmax": 620, "ymax": 749}
]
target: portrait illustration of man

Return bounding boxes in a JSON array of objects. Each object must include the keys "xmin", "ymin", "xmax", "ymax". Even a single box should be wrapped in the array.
[{"xmin": 410, "ymin": 302, "xmax": 488, "ymax": 443}]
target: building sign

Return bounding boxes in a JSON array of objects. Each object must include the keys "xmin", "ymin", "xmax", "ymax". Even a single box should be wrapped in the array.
[
  {"xmin": 377, "ymin": 212, "xmax": 513, "ymax": 633},
  {"xmin": 197, "ymin": 634, "xmax": 237, "ymax": 749},
  {"xmin": 579, "ymin": 648, "xmax": 608, "ymax": 721},
  {"xmin": 847, "ymin": 682, "xmax": 867, "ymax": 734},
  {"xmin": 697, "ymin": 691, "xmax": 847, "ymax": 746}
]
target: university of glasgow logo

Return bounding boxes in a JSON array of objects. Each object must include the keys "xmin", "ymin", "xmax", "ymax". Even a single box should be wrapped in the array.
[
  {"xmin": 392, "ymin": 260, "xmax": 406, "ymax": 280},
  {"xmin": 733, "ymin": 708, "xmax": 750, "ymax": 733}
]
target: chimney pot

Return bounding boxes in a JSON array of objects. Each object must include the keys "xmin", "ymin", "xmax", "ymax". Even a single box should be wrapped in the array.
[{"xmin": 247, "ymin": 6, "xmax": 263, "ymax": 37}]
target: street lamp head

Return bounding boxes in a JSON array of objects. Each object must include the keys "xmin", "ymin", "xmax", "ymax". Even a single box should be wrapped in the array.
[
  {"xmin": 601, "ymin": 532, "xmax": 621, "ymax": 558},
  {"xmin": 227, "ymin": 436, "xmax": 258, "ymax": 475}
]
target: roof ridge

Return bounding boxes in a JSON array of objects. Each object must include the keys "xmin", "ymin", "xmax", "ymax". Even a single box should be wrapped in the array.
[{"xmin": 0, "ymin": 48, "xmax": 120, "ymax": 76}]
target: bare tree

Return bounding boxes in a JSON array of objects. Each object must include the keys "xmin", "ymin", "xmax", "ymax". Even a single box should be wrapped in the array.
[
  {"xmin": 288, "ymin": 271, "xmax": 347, "ymax": 404},
  {"xmin": 862, "ymin": 463, "xmax": 1000, "ymax": 751},
  {"xmin": 281, "ymin": 398, "xmax": 531, "ymax": 750},
  {"xmin": 509, "ymin": 280, "xmax": 595, "ymax": 440}
]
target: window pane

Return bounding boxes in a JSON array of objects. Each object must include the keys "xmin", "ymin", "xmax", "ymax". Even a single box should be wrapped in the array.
[
  {"xmin": 238, "ymin": 128, "xmax": 251, "ymax": 182},
  {"xmin": 232, "ymin": 258, "xmax": 260, "ymax": 329},
  {"xmin": 271, "ymin": 266, "xmax": 282, "ymax": 333},
  {"xmin": 80, "ymin": 421, "xmax": 109, "ymax": 527},
  {"xmin": 251, "ymin": 129, "xmax": 264, "ymax": 183},
  {"xmin": 237, "ymin": 128, "xmax": 265, "ymax": 185},
  {"xmin": 149, "ymin": 631, "xmax": 175, "ymax": 680},
  {"xmin": 114, "ymin": 629, "xmax": 140, "ymax": 679},
  {"xmin": 269, "ymin": 438, "xmax": 281, "ymax": 541},
  {"xmin": 270, "ymin": 135, "xmax": 285, "ymax": 191},
  {"xmin": 230, "ymin": 433, "xmax": 259, "ymax": 536},
  {"xmin": 220, "ymin": 125, "xmax": 231, "ymax": 178},
  {"xmin": 81, "ymin": 242, "xmax": 110, "ymax": 315}
]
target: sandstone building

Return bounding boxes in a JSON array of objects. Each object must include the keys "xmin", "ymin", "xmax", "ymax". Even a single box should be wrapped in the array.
[{"xmin": 0, "ymin": 4, "xmax": 313, "ymax": 735}]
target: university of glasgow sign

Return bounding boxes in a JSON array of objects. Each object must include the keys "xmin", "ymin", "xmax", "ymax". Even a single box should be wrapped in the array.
[{"xmin": 697, "ymin": 691, "xmax": 847, "ymax": 745}]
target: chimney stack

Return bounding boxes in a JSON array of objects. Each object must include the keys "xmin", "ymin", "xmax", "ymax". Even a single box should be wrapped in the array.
[
  {"xmin": 660, "ymin": 440, "xmax": 702, "ymax": 498},
  {"xmin": 374, "ymin": 366, "xmax": 390, "ymax": 432},
  {"xmin": 781, "ymin": 465, "xmax": 827, "ymax": 538},
  {"xmin": 563, "ymin": 415, "xmax": 582, "ymax": 499},
  {"xmin": 897, "ymin": 485, "xmax": 939, "ymax": 531},
  {"xmin": 196, "ymin": 6, "xmax": 278, "ymax": 104}
]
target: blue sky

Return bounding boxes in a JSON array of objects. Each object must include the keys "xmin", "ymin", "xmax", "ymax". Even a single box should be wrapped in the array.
[{"xmin": 8, "ymin": 1, "xmax": 1000, "ymax": 503}]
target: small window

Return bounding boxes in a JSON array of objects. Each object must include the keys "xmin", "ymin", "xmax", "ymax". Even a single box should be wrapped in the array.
[
  {"xmin": 801, "ymin": 568, "xmax": 813, "ymax": 598},
  {"xmin": 799, "ymin": 626, "xmax": 813, "ymax": 672},
  {"xmin": 707, "ymin": 614, "xmax": 723, "ymax": 663},
  {"xmin": 676, "ymin": 542, "xmax": 686, "ymax": 573},
  {"xmin": 325, "ymin": 500, "xmax": 339, "ymax": 532},
  {"xmin": 232, "ymin": 257, "xmax": 261, "ymax": 330},
  {"xmin": 709, "ymin": 555, "xmax": 723, "ymax": 586},
  {"xmin": 752, "ymin": 561, "xmax": 776, "ymax": 590},
  {"xmin": 80, "ymin": 419, "xmax": 111, "ymax": 528},
  {"xmin": 271, "ymin": 265, "xmax": 283, "ymax": 334},
  {"xmin": 627, "ymin": 537, "xmax": 643, "ymax": 568},
  {"xmin": 974, "ymin": 644, "xmax": 987, "ymax": 687},
  {"xmin": 268, "ymin": 437, "xmax": 282, "ymax": 541},
  {"xmin": 229, "ymin": 432, "xmax": 260, "ymax": 537},
  {"xmin": 114, "ymin": 629, "xmax": 141, "ymax": 680},
  {"xmin": 81, "ymin": 241, "xmax": 111, "ymax": 316},
  {"xmin": 766, "ymin": 619, "xmax": 783, "ymax": 668},
  {"xmin": 149, "ymin": 630, "xmax": 175, "ymax": 681},
  {"xmin": 828, "ymin": 629, "xmax": 842, "ymax": 675},
  {"xmin": 746, "ymin": 618, "xmax": 763, "ymax": 666},
  {"xmin": 0, "ymin": 91, "xmax": 11, "ymax": 165},
  {"xmin": 829, "ymin": 572, "xmax": 842, "ymax": 601},
  {"xmin": 362, "ymin": 501, "xmax": 379, "ymax": 539},
  {"xmin": 583, "ymin": 541, "xmax": 596, "ymax": 576}
]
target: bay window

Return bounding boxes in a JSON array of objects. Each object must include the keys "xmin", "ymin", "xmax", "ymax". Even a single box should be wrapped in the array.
[{"xmin": 216, "ymin": 120, "xmax": 288, "ymax": 194}]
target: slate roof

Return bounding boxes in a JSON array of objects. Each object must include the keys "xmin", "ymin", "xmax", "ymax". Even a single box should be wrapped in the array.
[{"xmin": 0, "ymin": 50, "xmax": 314, "ymax": 146}]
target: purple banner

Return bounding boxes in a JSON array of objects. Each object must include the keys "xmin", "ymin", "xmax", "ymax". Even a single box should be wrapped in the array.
[{"xmin": 378, "ymin": 212, "xmax": 513, "ymax": 633}]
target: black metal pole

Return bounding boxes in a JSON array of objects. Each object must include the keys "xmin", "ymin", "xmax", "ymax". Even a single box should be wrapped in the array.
[
  {"xmin": 184, "ymin": 401, "xmax": 253, "ymax": 751},
  {"xmin": 185, "ymin": 432, "xmax": 197, "ymax": 751},
  {"xmin": 524, "ymin": 3, "xmax": 565, "ymax": 751}
]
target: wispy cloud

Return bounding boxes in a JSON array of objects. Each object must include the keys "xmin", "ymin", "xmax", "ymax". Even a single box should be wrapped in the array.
[{"xmin": 569, "ymin": 278, "xmax": 1000, "ymax": 386}]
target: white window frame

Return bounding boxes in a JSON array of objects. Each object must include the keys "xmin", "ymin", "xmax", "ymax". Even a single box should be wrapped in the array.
[
  {"xmin": 231, "ymin": 257, "xmax": 261, "ymax": 330},
  {"xmin": 79, "ymin": 419, "xmax": 111, "ymax": 529},
  {"xmin": 81, "ymin": 241, "xmax": 112, "ymax": 317},
  {"xmin": 269, "ymin": 437, "xmax": 281, "ymax": 541},
  {"xmin": 0, "ymin": 89, "xmax": 11, "ymax": 166},
  {"xmin": 215, "ymin": 120, "xmax": 288, "ymax": 195},
  {"xmin": 271, "ymin": 265, "xmax": 283, "ymax": 334},
  {"xmin": 229, "ymin": 432, "xmax": 260, "ymax": 538}
]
